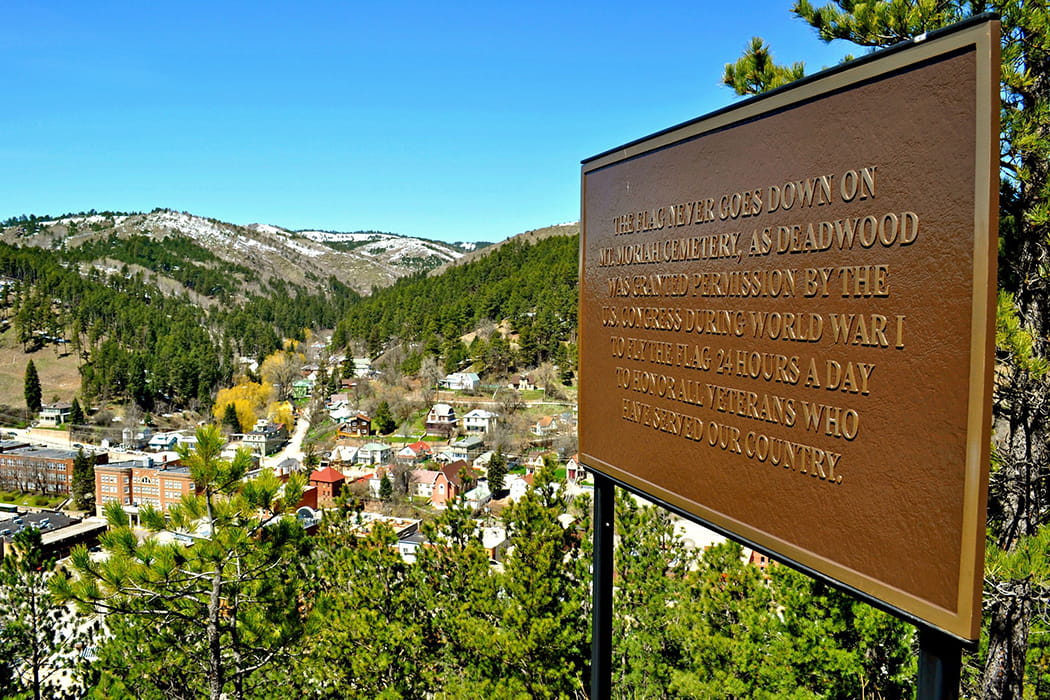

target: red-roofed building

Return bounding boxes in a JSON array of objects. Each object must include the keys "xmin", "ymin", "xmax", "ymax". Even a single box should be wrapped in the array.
[
  {"xmin": 748, "ymin": 549, "xmax": 773, "ymax": 571},
  {"xmin": 435, "ymin": 460, "xmax": 475, "ymax": 508},
  {"xmin": 309, "ymin": 466, "xmax": 345, "ymax": 506},
  {"xmin": 397, "ymin": 440, "xmax": 433, "ymax": 464}
]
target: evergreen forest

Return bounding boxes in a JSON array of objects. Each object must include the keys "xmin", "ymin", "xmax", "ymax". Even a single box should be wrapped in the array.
[
  {"xmin": 331, "ymin": 233, "xmax": 579, "ymax": 374},
  {"xmin": 0, "ymin": 240, "xmax": 359, "ymax": 411},
  {"xmin": 3, "ymin": 437, "xmax": 916, "ymax": 700}
]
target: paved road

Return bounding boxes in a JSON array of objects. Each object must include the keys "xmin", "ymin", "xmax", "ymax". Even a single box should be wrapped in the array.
[{"xmin": 262, "ymin": 414, "xmax": 310, "ymax": 469}]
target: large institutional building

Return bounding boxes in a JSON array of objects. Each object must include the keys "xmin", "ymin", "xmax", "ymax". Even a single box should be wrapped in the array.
[
  {"xmin": 94, "ymin": 456, "xmax": 194, "ymax": 515},
  {"xmin": 0, "ymin": 440, "xmax": 109, "ymax": 495}
]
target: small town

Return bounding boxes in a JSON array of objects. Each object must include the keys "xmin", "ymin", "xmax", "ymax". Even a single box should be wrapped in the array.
[{"xmin": 1, "ymin": 351, "xmax": 620, "ymax": 566}]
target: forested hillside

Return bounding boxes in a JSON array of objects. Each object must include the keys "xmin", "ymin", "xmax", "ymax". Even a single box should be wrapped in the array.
[
  {"xmin": 331, "ymin": 232, "xmax": 579, "ymax": 375},
  {"xmin": 0, "ymin": 216, "xmax": 579, "ymax": 413},
  {"xmin": 0, "ymin": 241, "xmax": 356, "ymax": 411}
]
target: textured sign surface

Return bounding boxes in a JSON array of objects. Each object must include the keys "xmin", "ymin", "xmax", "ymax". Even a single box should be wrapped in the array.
[{"xmin": 579, "ymin": 20, "xmax": 998, "ymax": 640}]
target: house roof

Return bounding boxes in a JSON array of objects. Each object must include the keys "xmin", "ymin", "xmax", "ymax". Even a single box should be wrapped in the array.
[
  {"xmin": 463, "ymin": 409, "xmax": 497, "ymax": 419},
  {"xmin": 309, "ymin": 467, "xmax": 345, "ymax": 484},
  {"xmin": 399, "ymin": 441, "xmax": 432, "ymax": 457},
  {"xmin": 331, "ymin": 445, "xmax": 359, "ymax": 461},
  {"xmin": 411, "ymin": 469, "xmax": 441, "ymax": 485},
  {"xmin": 440, "ymin": 460, "xmax": 470, "ymax": 488},
  {"xmin": 429, "ymin": 403, "xmax": 455, "ymax": 417},
  {"xmin": 445, "ymin": 371, "xmax": 480, "ymax": 382},
  {"xmin": 360, "ymin": 442, "xmax": 390, "ymax": 451},
  {"xmin": 536, "ymin": 415, "xmax": 556, "ymax": 427}
]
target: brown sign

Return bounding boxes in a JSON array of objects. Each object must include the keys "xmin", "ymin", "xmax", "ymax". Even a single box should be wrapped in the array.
[{"xmin": 579, "ymin": 19, "xmax": 999, "ymax": 641}]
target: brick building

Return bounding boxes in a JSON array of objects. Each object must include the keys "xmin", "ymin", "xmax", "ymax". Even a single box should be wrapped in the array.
[
  {"xmin": 95, "ymin": 457, "xmax": 194, "ymax": 515},
  {"xmin": 308, "ymin": 466, "xmax": 345, "ymax": 506},
  {"xmin": 0, "ymin": 443, "xmax": 108, "ymax": 495}
]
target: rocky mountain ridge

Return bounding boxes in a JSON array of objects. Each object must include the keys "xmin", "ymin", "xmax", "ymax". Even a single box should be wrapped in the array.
[{"xmin": 0, "ymin": 209, "xmax": 479, "ymax": 297}]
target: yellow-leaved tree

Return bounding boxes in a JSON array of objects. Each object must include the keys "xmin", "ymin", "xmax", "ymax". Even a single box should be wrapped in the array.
[{"xmin": 213, "ymin": 380, "xmax": 275, "ymax": 433}]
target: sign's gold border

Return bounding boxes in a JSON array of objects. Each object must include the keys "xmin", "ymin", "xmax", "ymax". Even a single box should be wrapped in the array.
[{"xmin": 579, "ymin": 19, "xmax": 999, "ymax": 642}]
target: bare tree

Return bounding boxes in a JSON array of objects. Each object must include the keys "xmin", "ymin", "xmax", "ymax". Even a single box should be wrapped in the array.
[{"xmin": 494, "ymin": 386, "xmax": 523, "ymax": 416}]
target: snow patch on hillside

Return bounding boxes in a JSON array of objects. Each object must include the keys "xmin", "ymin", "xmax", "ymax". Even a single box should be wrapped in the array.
[
  {"xmin": 144, "ymin": 210, "xmax": 235, "ymax": 245},
  {"xmin": 44, "ymin": 215, "xmax": 130, "ymax": 226},
  {"xmin": 284, "ymin": 239, "xmax": 325, "ymax": 259},
  {"xmin": 296, "ymin": 230, "xmax": 389, "ymax": 244},
  {"xmin": 233, "ymin": 236, "xmax": 278, "ymax": 255},
  {"xmin": 293, "ymin": 229, "xmax": 461, "ymax": 264}
]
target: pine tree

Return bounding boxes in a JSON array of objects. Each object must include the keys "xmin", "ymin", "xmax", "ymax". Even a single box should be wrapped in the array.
[
  {"xmin": 487, "ymin": 450, "xmax": 507, "ymax": 494},
  {"xmin": 611, "ymin": 491, "xmax": 695, "ymax": 697},
  {"xmin": 378, "ymin": 473, "xmax": 393, "ymax": 501},
  {"xmin": 222, "ymin": 402, "xmax": 240, "ymax": 434},
  {"xmin": 372, "ymin": 400, "xmax": 395, "ymax": 435},
  {"xmin": 0, "ymin": 527, "xmax": 90, "ymax": 700},
  {"xmin": 23, "ymin": 359, "xmax": 41, "ymax": 414},
  {"xmin": 498, "ymin": 458, "xmax": 588, "ymax": 696},
  {"xmin": 290, "ymin": 519, "xmax": 429, "ymax": 698},
  {"xmin": 723, "ymin": 37, "xmax": 805, "ymax": 95},
  {"xmin": 53, "ymin": 425, "xmax": 309, "ymax": 700},
  {"xmin": 70, "ymin": 448, "xmax": 95, "ymax": 512},
  {"xmin": 68, "ymin": 398, "xmax": 84, "ymax": 436}
]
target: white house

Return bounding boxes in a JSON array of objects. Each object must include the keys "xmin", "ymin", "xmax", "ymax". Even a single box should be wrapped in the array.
[
  {"xmin": 358, "ymin": 442, "xmax": 392, "ymax": 466},
  {"xmin": 397, "ymin": 441, "xmax": 432, "ymax": 463},
  {"xmin": 410, "ymin": 469, "xmax": 442, "ymax": 499},
  {"xmin": 463, "ymin": 481, "xmax": 492, "ymax": 510},
  {"xmin": 38, "ymin": 402, "xmax": 72, "ymax": 428},
  {"xmin": 531, "ymin": 415, "xmax": 559, "ymax": 437},
  {"xmin": 505, "ymin": 474, "xmax": 532, "ymax": 502},
  {"xmin": 449, "ymin": 436, "xmax": 485, "ymax": 462},
  {"xmin": 147, "ymin": 432, "xmax": 180, "ymax": 452},
  {"xmin": 462, "ymin": 409, "xmax": 498, "ymax": 434},
  {"xmin": 473, "ymin": 450, "xmax": 494, "ymax": 475},
  {"xmin": 330, "ymin": 444, "xmax": 360, "ymax": 464},
  {"xmin": 350, "ymin": 357, "xmax": 374, "ymax": 378},
  {"xmin": 440, "ymin": 372, "xmax": 481, "ymax": 392}
]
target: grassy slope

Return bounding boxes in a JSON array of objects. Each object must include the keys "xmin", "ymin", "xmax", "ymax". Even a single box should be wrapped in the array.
[{"xmin": 0, "ymin": 328, "xmax": 81, "ymax": 413}]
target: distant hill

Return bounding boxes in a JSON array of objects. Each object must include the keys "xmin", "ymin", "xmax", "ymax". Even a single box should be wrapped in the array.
[
  {"xmin": 0, "ymin": 210, "xmax": 484, "ymax": 298},
  {"xmin": 431, "ymin": 222, "xmax": 577, "ymax": 275},
  {"xmin": 333, "ymin": 226, "xmax": 579, "ymax": 374}
]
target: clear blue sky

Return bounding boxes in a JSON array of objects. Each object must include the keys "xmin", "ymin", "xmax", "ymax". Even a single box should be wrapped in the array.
[{"xmin": 0, "ymin": 1, "xmax": 852, "ymax": 243}]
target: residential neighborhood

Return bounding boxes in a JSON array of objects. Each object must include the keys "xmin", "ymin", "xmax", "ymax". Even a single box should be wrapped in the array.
[{"xmin": 0, "ymin": 350, "xmax": 599, "ymax": 566}]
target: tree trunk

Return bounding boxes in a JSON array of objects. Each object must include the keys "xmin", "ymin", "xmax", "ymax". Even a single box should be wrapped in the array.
[
  {"xmin": 980, "ymin": 14, "xmax": 1050, "ymax": 696},
  {"xmin": 982, "ymin": 580, "xmax": 1032, "ymax": 700},
  {"xmin": 206, "ymin": 492, "xmax": 225, "ymax": 700},
  {"xmin": 30, "ymin": 577, "xmax": 40, "ymax": 700}
]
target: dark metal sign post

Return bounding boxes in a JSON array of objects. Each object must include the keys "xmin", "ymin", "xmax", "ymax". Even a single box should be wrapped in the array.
[
  {"xmin": 590, "ymin": 474, "xmax": 614, "ymax": 700},
  {"xmin": 918, "ymin": 627, "xmax": 963, "ymax": 700}
]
